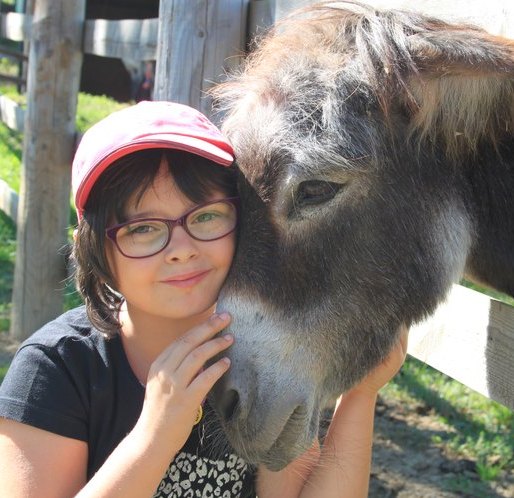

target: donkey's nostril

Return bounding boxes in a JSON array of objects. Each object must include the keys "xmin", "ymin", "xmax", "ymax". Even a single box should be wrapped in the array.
[{"xmin": 219, "ymin": 388, "xmax": 240, "ymax": 422}]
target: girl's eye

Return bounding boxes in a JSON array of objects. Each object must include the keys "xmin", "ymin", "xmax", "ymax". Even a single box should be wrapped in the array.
[
  {"xmin": 127, "ymin": 224, "xmax": 154, "ymax": 234},
  {"xmin": 123, "ymin": 222, "xmax": 164, "ymax": 236},
  {"xmin": 191, "ymin": 211, "xmax": 220, "ymax": 224}
]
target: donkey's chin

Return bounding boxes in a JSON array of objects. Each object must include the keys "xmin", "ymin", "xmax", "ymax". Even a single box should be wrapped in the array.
[
  {"xmin": 262, "ymin": 428, "xmax": 317, "ymax": 471},
  {"xmin": 223, "ymin": 405, "xmax": 320, "ymax": 471}
]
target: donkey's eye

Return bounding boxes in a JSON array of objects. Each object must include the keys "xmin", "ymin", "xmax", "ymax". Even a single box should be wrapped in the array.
[{"xmin": 296, "ymin": 180, "xmax": 343, "ymax": 207}]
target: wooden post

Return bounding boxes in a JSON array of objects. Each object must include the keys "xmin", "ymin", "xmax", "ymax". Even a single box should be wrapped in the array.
[
  {"xmin": 154, "ymin": 0, "xmax": 248, "ymax": 119},
  {"xmin": 10, "ymin": 0, "xmax": 85, "ymax": 341}
]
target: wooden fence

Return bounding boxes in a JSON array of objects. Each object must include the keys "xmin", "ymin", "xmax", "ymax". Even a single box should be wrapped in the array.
[{"xmin": 0, "ymin": 0, "xmax": 513, "ymax": 411}]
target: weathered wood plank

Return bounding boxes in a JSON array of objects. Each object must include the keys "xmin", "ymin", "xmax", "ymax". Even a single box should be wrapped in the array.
[
  {"xmin": 0, "ymin": 12, "xmax": 31, "ymax": 42},
  {"xmin": 3, "ymin": 14, "xmax": 159, "ymax": 63},
  {"xmin": 0, "ymin": 46, "xmax": 28, "ymax": 60},
  {"xmin": 409, "ymin": 284, "xmax": 514, "ymax": 410},
  {"xmin": 0, "ymin": 74, "xmax": 26, "ymax": 86},
  {"xmin": 0, "ymin": 94, "xmax": 25, "ymax": 132},
  {"xmin": 10, "ymin": 0, "xmax": 85, "ymax": 341},
  {"xmin": 154, "ymin": 0, "xmax": 248, "ymax": 118},
  {"xmin": 82, "ymin": 17, "xmax": 158, "ymax": 61}
]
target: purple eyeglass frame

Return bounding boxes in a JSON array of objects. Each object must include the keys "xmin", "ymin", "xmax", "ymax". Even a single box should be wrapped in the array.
[{"xmin": 105, "ymin": 197, "xmax": 239, "ymax": 259}]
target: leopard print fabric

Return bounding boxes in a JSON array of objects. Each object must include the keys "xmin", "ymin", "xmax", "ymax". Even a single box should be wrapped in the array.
[{"xmin": 153, "ymin": 450, "xmax": 254, "ymax": 497}]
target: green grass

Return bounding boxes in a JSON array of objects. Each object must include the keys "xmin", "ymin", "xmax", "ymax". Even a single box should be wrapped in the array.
[
  {"xmin": 76, "ymin": 93, "xmax": 127, "ymax": 134},
  {"xmin": 0, "ymin": 364, "xmax": 9, "ymax": 384},
  {"xmin": 0, "ymin": 211, "xmax": 15, "ymax": 334},
  {"xmin": 382, "ymin": 356, "xmax": 514, "ymax": 490},
  {"xmin": 0, "ymin": 56, "xmax": 19, "ymax": 78},
  {"xmin": 0, "ymin": 120, "xmax": 22, "ymax": 193}
]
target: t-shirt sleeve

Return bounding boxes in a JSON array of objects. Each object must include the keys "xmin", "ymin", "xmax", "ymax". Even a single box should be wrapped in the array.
[{"xmin": 0, "ymin": 342, "xmax": 88, "ymax": 441}]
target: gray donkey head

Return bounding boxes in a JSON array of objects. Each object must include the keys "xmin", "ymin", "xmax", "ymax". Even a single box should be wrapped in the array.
[{"xmin": 209, "ymin": 2, "xmax": 514, "ymax": 470}]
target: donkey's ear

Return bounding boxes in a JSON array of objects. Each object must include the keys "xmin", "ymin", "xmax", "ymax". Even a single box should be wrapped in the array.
[
  {"xmin": 408, "ymin": 26, "xmax": 514, "ymax": 75},
  {"xmin": 404, "ymin": 28, "xmax": 514, "ymax": 156}
]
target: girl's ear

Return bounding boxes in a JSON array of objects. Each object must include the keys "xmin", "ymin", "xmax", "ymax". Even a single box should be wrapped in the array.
[{"xmin": 73, "ymin": 229, "xmax": 78, "ymax": 242}]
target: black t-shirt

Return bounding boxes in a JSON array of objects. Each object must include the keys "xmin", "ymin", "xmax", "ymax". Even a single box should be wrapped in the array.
[{"xmin": 0, "ymin": 306, "xmax": 256, "ymax": 497}]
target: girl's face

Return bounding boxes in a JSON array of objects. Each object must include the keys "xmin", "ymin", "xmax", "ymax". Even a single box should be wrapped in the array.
[{"xmin": 106, "ymin": 164, "xmax": 236, "ymax": 324}]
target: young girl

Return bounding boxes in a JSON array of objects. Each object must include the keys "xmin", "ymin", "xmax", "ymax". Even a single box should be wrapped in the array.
[{"xmin": 0, "ymin": 101, "xmax": 408, "ymax": 497}]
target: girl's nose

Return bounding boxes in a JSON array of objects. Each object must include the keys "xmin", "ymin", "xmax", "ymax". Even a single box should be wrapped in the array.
[{"xmin": 163, "ymin": 225, "xmax": 199, "ymax": 262}]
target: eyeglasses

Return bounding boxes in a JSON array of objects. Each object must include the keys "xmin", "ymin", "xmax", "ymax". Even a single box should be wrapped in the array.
[{"xmin": 105, "ymin": 197, "xmax": 239, "ymax": 258}]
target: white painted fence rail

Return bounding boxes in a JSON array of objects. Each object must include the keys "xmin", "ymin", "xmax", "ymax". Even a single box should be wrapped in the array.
[
  {"xmin": 0, "ymin": 179, "xmax": 18, "ymax": 223},
  {"xmin": 1, "ymin": 13, "xmax": 159, "ymax": 62},
  {"xmin": 0, "ymin": 94, "xmax": 24, "ymax": 132},
  {"xmin": 409, "ymin": 285, "xmax": 514, "ymax": 410}
]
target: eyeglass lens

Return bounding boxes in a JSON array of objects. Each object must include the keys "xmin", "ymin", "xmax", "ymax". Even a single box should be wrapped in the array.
[{"xmin": 114, "ymin": 200, "xmax": 237, "ymax": 257}]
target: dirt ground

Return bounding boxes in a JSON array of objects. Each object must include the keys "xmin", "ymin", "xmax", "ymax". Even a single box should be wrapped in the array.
[
  {"xmin": 370, "ymin": 397, "xmax": 513, "ymax": 498},
  {"xmin": 1, "ymin": 333, "xmax": 512, "ymax": 497}
]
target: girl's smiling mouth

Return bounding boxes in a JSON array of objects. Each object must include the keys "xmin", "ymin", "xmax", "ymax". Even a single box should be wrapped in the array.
[{"xmin": 161, "ymin": 270, "xmax": 211, "ymax": 288}]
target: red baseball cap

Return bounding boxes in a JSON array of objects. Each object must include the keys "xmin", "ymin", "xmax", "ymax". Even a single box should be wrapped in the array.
[{"xmin": 72, "ymin": 101, "xmax": 234, "ymax": 219}]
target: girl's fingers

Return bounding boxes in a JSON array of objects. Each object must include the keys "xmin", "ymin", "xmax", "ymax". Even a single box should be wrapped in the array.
[
  {"xmin": 147, "ymin": 314, "xmax": 233, "ymax": 398},
  {"xmin": 188, "ymin": 357, "xmax": 231, "ymax": 399},
  {"xmin": 171, "ymin": 355, "xmax": 232, "ymax": 422},
  {"xmin": 154, "ymin": 313, "xmax": 231, "ymax": 368},
  {"xmin": 176, "ymin": 333, "xmax": 234, "ymax": 383}
]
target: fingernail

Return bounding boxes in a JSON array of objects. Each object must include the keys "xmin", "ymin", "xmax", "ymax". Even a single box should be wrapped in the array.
[
  {"xmin": 222, "ymin": 357, "xmax": 231, "ymax": 366},
  {"xmin": 217, "ymin": 312, "xmax": 230, "ymax": 320},
  {"xmin": 223, "ymin": 333, "xmax": 234, "ymax": 342}
]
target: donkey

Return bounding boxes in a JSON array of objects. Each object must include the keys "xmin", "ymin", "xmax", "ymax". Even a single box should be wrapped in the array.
[{"xmin": 208, "ymin": 1, "xmax": 514, "ymax": 470}]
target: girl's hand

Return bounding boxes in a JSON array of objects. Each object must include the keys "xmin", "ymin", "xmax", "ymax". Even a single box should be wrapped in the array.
[
  {"xmin": 347, "ymin": 325, "xmax": 409, "ymax": 400},
  {"xmin": 134, "ymin": 313, "xmax": 233, "ymax": 454}
]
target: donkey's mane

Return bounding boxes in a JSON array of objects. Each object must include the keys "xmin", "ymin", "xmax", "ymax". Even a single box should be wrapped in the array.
[{"xmin": 214, "ymin": 1, "xmax": 514, "ymax": 158}]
